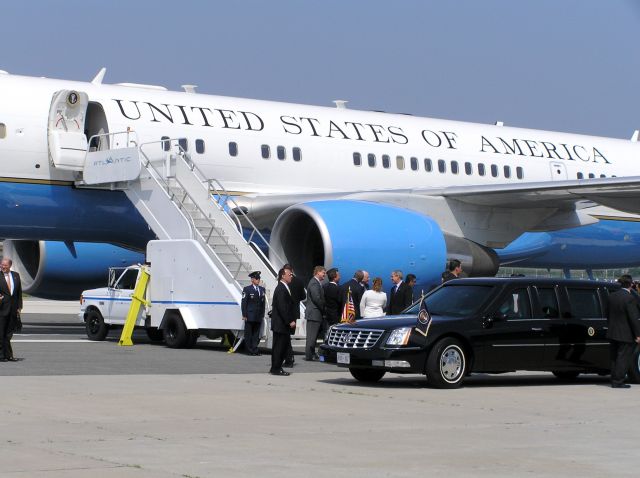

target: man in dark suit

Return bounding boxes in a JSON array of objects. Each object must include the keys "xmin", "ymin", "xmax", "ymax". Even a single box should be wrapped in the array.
[
  {"xmin": 304, "ymin": 266, "xmax": 326, "ymax": 361},
  {"xmin": 270, "ymin": 268, "xmax": 296, "ymax": 376},
  {"xmin": 323, "ymin": 268, "xmax": 341, "ymax": 326},
  {"xmin": 387, "ymin": 270, "xmax": 413, "ymax": 315},
  {"xmin": 607, "ymin": 275, "xmax": 640, "ymax": 388},
  {"xmin": 283, "ymin": 264, "xmax": 305, "ymax": 367},
  {"xmin": 340, "ymin": 270, "xmax": 364, "ymax": 320},
  {"xmin": 0, "ymin": 258, "xmax": 22, "ymax": 361},
  {"xmin": 241, "ymin": 271, "xmax": 266, "ymax": 356}
]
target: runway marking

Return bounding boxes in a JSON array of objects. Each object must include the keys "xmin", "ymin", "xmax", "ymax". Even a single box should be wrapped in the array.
[{"xmin": 13, "ymin": 339, "xmax": 100, "ymax": 343}]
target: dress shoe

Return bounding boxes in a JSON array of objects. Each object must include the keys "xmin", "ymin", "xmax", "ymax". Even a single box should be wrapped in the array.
[
  {"xmin": 283, "ymin": 360, "xmax": 294, "ymax": 368},
  {"xmin": 611, "ymin": 383, "xmax": 631, "ymax": 389},
  {"xmin": 0, "ymin": 358, "xmax": 6, "ymax": 362},
  {"xmin": 270, "ymin": 369, "xmax": 290, "ymax": 376},
  {"xmin": 6, "ymin": 357, "xmax": 19, "ymax": 362}
]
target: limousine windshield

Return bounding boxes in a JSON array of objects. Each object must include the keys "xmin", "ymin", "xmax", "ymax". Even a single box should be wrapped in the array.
[{"xmin": 406, "ymin": 284, "xmax": 496, "ymax": 317}]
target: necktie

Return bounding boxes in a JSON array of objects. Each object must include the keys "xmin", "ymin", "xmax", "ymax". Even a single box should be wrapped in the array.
[
  {"xmin": 5, "ymin": 273, "xmax": 10, "ymax": 293},
  {"xmin": 255, "ymin": 285, "xmax": 259, "ymax": 296}
]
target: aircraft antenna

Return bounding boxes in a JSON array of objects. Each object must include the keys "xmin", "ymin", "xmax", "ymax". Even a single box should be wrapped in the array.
[
  {"xmin": 333, "ymin": 100, "xmax": 348, "ymax": 109},
  {"xmin": 182, "ymin": 85, "xmax": 198, "ymax": 93},
  {"xmin": 91, "ymin": 68, "xmax": 107, "ymax": 85},
  {"xmin": 631, "ymin": 130, "xmax": 639, "ymax": 142}
]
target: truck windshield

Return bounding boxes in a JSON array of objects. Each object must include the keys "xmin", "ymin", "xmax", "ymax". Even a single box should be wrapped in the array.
[{"xmin": 406, "ymin": 285, "xmax": 495, "ymax": 317}]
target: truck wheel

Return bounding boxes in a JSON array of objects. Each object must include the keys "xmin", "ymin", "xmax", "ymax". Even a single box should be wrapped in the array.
[
  {"xmin": 163, "ymin": 314, "xmax": 188, "ymax": 348},
  {"xmin": 426, "ymin": 337, "xmax": 467, "ymax": 389},
  {"xmin": 85, "ymin": 309, "xmax": 109, "ymax": 341},
  {"xmin": 349, "ymin": 368, "xmax": 386, "ymax": 383},
  {"xmin": 628, "ymin": 346, "xmax": 640, "ymax": 384},
  {"xmin": 146, "ymin": 327, "xmax": 164, "ymax": 342}
]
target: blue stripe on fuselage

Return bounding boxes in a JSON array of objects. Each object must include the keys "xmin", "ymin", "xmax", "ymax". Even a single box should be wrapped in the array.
[{"xmin": 0, "ymin": 180, "xmax": 154, "ymax": 249}]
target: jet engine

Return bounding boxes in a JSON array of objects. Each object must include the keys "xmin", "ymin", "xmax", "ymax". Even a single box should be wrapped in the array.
[
  {"xmin": 269, "ymin": 200, "xmax": 499, "ymax": 290},
  {"xmin": 3, "ymin": 240, "xmax": 144, "ymax": 300}
]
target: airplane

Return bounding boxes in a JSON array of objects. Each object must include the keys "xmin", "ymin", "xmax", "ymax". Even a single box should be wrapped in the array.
[{"xmin": 0, "ymin": 68, "xmax": 639, "ymax": 299}]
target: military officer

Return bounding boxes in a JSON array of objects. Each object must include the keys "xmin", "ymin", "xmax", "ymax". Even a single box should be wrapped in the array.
[{"xmin": 241, "ymin": 271, "xmax": 266, "ymax": 356}]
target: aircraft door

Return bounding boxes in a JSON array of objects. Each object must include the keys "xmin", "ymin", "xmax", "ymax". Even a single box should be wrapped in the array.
[
  {"xmin": 549, "ymin": 161, "xmax": 568, "ymax": 180},
  {"xmin": 47, "ymin": 89, "xmax": 89, "ymax": 170}
]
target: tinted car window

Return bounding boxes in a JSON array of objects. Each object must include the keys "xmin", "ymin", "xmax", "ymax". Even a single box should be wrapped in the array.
[
  {"xmin": 406, "ymin": 285, "xmax": 495, "ymax": 317},
  {"xmin": 537, "ymin": 287, "xmax": 559, "ymax": 318},
  {"xmin": 567, "ymin": 288, "xmax": 602, "ymax": 318},
  {"xmin": 497, "ymin": 288, "xmax": 532, "ymax": 319}
]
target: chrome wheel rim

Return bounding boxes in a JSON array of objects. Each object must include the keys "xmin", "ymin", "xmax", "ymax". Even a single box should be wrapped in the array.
[{"xmin": 440, "ymin": 345, "xmax": 464, "ymax": 383}]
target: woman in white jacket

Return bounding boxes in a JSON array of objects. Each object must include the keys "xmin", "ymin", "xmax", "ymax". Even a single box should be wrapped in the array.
[{"xmin": 360, "ymin": 277, "xmax": 387, "ymax": 318}]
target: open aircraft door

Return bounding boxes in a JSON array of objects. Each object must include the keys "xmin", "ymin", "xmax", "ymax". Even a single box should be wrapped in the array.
[{"xmin": 48, "ymin": 90, "xmax": 89, "ymax": 170}]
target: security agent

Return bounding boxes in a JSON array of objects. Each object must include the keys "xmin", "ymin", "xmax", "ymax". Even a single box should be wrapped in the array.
[{"xmin": 241, "ymin": 271, "xmax": 266, "ymax": 356}]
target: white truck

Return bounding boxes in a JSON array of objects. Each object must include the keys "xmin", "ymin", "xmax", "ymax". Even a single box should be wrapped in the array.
[{"xmin": 79, "ymin": 239, "xmax": 260, "ymax": 348}]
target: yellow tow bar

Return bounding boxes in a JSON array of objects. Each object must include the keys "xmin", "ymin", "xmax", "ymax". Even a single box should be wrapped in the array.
[{"xmin": 118, "ymin": 265, "xmax": 151, "ymax": 346}]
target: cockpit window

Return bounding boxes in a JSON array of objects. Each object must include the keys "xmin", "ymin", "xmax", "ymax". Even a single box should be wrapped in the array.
[{"xmin": 0, "ymin": 123, "xmax": 6, "ymax": 138}]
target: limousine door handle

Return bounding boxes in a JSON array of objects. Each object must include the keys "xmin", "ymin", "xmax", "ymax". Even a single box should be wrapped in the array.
[{"xmin": 531, "ymin": 327, "xmax": 543, "ymax": 332}]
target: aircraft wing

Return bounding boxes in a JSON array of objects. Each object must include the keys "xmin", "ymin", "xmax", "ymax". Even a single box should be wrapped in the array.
[{"xmin": 420, "ymin": 176, "xmax": 640, "ymax": 213}]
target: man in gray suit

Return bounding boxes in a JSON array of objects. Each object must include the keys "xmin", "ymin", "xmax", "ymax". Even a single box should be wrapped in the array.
[{"xmin": 304, "ymin": 266, "xmax": 326, "ymax": 361}]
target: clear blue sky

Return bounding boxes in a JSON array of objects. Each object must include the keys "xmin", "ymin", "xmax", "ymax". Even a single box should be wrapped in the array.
[{"xmin": 3, "ymin": 0, "xmax": 640, "ymax": 138}]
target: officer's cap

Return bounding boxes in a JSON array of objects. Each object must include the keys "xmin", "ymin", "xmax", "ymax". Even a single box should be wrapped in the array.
[{"xmin": 249, "ymin": 271, "xmax": 261, "ymax": 279}]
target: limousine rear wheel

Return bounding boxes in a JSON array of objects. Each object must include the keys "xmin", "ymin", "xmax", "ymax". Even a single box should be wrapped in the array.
[
  {"xmin": 349, "ymin": 368, "xmax": 386, "ymax": 383},
  {"xmin": 426, "ymin": 338, "xmax": 467, "ymax": 389}
]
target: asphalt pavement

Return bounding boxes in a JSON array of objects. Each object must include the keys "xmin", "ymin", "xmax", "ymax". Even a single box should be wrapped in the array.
[{"xmin": 0, "ymin": 303, "xmax": 638, "ymax": 477}]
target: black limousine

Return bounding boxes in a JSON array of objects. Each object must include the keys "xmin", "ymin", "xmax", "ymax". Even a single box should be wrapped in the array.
[{"xmin": 319, "ymin": 277, "xmax": 640, "ymax": 388}]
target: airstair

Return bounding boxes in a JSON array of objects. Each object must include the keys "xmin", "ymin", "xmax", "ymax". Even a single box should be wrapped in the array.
[{"xmin": 74, "ymin": 130, "xmax": 297, "ymax": 348}]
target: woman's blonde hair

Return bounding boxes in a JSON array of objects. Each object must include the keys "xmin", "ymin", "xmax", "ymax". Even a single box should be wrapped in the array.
[{"xmin": 373, "ymin": 277, "xmax": 383, "ymax": 292}]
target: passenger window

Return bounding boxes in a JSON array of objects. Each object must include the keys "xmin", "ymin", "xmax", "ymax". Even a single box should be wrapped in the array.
[
  {"xmin": 516, "ymin": 166, "xmax": 523, "ymax": 179},
  {"xmin": 353, "ymin": 152, "xmax": 362, "ymax": 166},
  {"xmin": 178, "ymin": 138, "xmax": 188, "ymax": 152},
  {"xmin": 396, "ymin": 155, "xmax": 405, "ymax": 170},
  {"xmin": 196, "ymin": 139, "xmax": 205, "ymax": 154},
  {"xmin": 567, "ymin": 288, "xmax": 602, "ymax": 318},
  {"xmin": 588, "ymin": 173, "xmax": 595, "ymax": 178},
  {"xmin": 465, "ymin": 162, "xmax": 472, "ymax": 175},
  {"xmin": 600, "ymin": 174, "xmax": 606, "ymax": 178},
  {"xmin": 410, "ymin": 157, "xmax": 418, "ymax": 171},
  {"xmin": 491, "ymin": 164, "xmax": 498, "ymax": 177},
  {"xmin": 478, "ymin": 163, "xmax": 486, "ymax": 176},
  {"xmin": 497, "ymin": 288, "xmax": 531, "ymax": 319},
  {"xmin": 438, "ymin": 159, "xmax": 446, "ymax": 173},
  {"xmin": 368, "ymin": 153, "xmax": 376, "ymax": 167},
  {"xmin": 116, "ymin": 269, "xmax": 138, "ymax": 290},
  {"xmin": 504, "ymin": 165, "xmax": 511, "ymax": 178},
  {"xmin": 577, "ymin": 172, "xmax": 583, "ymax": 179},
  {"xmin": 0, "ymin": 123, "xmax": 6, "ymax": 138},
  {"xmin": 537, "ymin": 287, "xmax": 559, "ymax": 318},
  {"xmin": 424, "ymin": 158, "xmax": 432, "ymax": 172},
  {"xmin": 451, "ymin": 161, "xmax": 459, "ymax": 175},
  {"xmin": 277, "ymin": 145, "xmax": 286, "ymax": 160},
  {"xmin": 228, "ymin": 141, "xmax": 238, "ymax": 157},
  {"xmin": 382, "ymin": 154, "xmax": 390, "ymax": 169},
  {"xmin": 161, "ymin": 136, "xmax": 170, "ymax": 152},
  {"xmin": 261, "ymin": 144, "xmax": 270, "ymax": 159},
  {"xmin": 292, "ymin": 147, "xmax": 302, "ymax": 162}
]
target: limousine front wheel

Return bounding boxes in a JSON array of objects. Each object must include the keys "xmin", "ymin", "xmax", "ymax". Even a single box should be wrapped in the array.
[
  {"xmin": 426, "ymin": 338, "xmax": 467, "ymax": 389},
  {"xmin": 349, "ymin": 368, "xmax": 386, "ymax": 383}
]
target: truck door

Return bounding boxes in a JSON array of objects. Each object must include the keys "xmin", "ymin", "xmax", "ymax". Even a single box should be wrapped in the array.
[
  {"xmin": 47, "ymin": 90, "xmax": 90, "ymax": 170},
  {"xmin": 109, "ymin": 268, "xmax": 140, "ymax": 325}
]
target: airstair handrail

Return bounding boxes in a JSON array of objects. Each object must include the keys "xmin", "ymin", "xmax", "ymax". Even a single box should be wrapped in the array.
[
  {"xmin": 136, "ymin": 143, "xmax": 252, "ymax": 284},
  {"xmin": 139, "ymin": 138, "xmax": 286, "ymax": 274}
]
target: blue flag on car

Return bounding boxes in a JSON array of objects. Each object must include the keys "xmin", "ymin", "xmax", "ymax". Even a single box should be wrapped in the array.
[{"xmin": 415, "ymin": 295, "xmax": 431, "ymax": 337}]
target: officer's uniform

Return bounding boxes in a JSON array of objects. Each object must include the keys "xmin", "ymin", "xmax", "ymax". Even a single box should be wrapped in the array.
[{"xmin": 241, "ymin": 271, "xmax": 266, "ymax": 355}]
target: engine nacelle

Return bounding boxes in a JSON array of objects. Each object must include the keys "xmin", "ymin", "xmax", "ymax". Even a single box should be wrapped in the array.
[
  {"xmin": 270, "ymin": 200, "xmax": 447, "ymax": 290},
  {"xmin": 3, "ymin": 240, "xmax": 144, "ymax": 300}
]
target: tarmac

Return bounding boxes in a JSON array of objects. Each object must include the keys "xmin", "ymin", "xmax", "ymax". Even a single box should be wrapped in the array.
[{"xmin": 0, "ymin": 300, "xmax": 638, "ymax": 477}]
